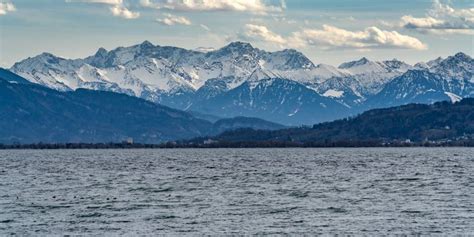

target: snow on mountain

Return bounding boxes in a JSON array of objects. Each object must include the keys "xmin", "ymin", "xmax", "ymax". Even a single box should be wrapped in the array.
[
  {"xmin": 382, "ymin": 59, "xmax": 413, "ymax": 72},
  {"xmin": 410, "ymin": 52, "xmax": 473, "ymax": 98},
  {"xmin": 444, "ymin": 92, "xmax": 462, "ymax": 103},
  {"xmin": 323, "ymin": 89, "xmax": 344, "ymax": 98},
  {"xmin": 414, "ymin": 62, "xmax": 430, "ymax": 70},
  {"xmin": 11, "ymin": 53, "xmax": 82, "ymax": 91},
  {"xmin": 10, "ymin": 41, "xmax": 345, "ymax": 102},
  {"xmin": 336, "ymin": 57, "xmax": 414, "ymax": 95},
  {"xmin": 429, "ymin": 52, "xmax": 473, "ymax": 82},
  {"xmin": 366, "ymin": 69, "xmax": 470, "ymax": 109},
  {"xmin": 314, "ymin": 64, "xmax": 347, "ymax": 79},
  {"xmin": 10, "ymin": 41, "xmax": 419, "ymax": 102},
  {"xmin": 189, "ymin": 77, "xmax": 352, "ymax": 125},
  {"xmin": 339, "ymin": 57, "xmax": 386, "ymax": 74},
  {"xmin": 413, "ymin": 53, "xmax": 473, "ymax": 83},
  {"xmin": 427, "ymin": 57, "xmax": 444, "ymax": 68},
  {"xmin": 8, "ymin": 41, "xmax": 473, "ymax": 125}
]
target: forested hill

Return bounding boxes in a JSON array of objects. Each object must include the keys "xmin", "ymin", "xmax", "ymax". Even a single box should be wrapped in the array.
[{"xmin": 185, "ymin": 99, "xmax": 474, "ymax": 147}]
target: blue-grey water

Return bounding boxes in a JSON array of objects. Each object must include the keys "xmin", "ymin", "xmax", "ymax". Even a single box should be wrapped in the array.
[{"xmin": 0, "ymin": 148, "xmax": 473, "ymax": 235}]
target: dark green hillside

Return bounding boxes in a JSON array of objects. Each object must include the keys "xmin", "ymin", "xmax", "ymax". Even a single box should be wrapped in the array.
[{"xmin": 189, "ymin": 99, "xmax": 474, "ymax": 146}]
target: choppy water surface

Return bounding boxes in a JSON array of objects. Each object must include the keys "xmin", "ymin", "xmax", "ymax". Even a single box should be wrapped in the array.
[{"xmin": 0, "ymin": 148, "xmax": 473, "ymax": 234}]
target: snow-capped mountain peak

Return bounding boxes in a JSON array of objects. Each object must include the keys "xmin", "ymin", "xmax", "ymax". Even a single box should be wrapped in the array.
[
  {"xmin": 429, "ymin": 52, "xmax": 473, "ymax": 81},
  {"xmin": 216, "ymin": 41, "xmax": 256, "ymax": 56},
  {"xmin": 8, "ymin": 42, "xmax": 473, "ymax": 125},
  {"xmin": 270, "ymin": 49, "xmax": 315, "ymax": 70}
]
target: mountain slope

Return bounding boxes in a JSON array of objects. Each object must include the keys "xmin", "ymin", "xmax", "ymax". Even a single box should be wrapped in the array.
[
  {"xmin": 429, "ymin": 52, "xmax": 473, "ymax": 83},
  {"xmin": 367, "ymin": 69, "xmax": 472, "ymax": 108},
  {"xmin": 336, "ymin": 57, "xmax": 413, "ymax": 97},
  {"xmin": 0, "ymin": 71, "xmax": 287, "ymax": 144},
  {"xmin": 0, "ymin": 68, "xmax": 32, "ymax": 84},
  {"xmin": 190, "ymin": 78, "xmax": 353, "ymax": 125},
  {"xmin": 8, "ymin": 41, "xmax": 473, "ymax": 125},
  {"xmin": 0, "ymin": 78, "xmax": 213, "ymax": 144}
]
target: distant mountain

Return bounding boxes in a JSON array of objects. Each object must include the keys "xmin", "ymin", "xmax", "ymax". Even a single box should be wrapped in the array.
[
  {"xmin": 337, "ymin": 57, "xmax": 413, "ymax": 96},
  {"xmin": 367, "ymin": 70, "xmax": 459, "ymax": 108},
  {"xmin": 190, "ymin": 77, "xmax": 352, "ymax": 125},
  {"xmin": 9, "ymin": 41, "xmax": 474, "ymax": 125},
  {"xmin": 192, "ymin": 99, "xmax": 474, "ymax": 145},
  {"xmin": 11, "ymin": 41, "xmax": 319, "ymax": 97},
  {"xmin": 429, "ymin": 52, "xmax": 473, "ymax": 83},
  {"xmin": 0, "ymin": 72, "xmax": 285, "ymax": 144},
  {"xmin": 367, "ymin": 54, "xmax": 473, "ymax": 108}
]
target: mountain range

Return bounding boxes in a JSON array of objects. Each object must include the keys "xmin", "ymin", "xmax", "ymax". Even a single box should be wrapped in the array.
[
  {"xmin": 0, "ymin": 68, "xmax": 284, "ymax": 144},
  {"xmin": 8, "ymin": 41, "xmax": 474, "ymax": 125}
]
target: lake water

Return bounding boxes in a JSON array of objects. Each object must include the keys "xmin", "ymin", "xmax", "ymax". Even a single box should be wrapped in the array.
[{"xmin": 0, "ymin": 148, "xmax": 473, "ymax": 235}]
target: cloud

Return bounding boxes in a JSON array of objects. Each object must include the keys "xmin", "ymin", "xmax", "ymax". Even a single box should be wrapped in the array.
[
  {"xmin": 290, "ymin": 25, "xmax": 427, "ymax": 50},
  {"xmin": 401, "ymin": 0, "xmax": 474, "ymax": 35},
  {"xmin": 67, "ymin": 0, "xmax": 140, "ymax": 19},
  {"xmin": 140, "ymin": 0, "xmax": 285, "ymax": 14},
  {"xmin": 240, "ymin": 24, "xmax": 427, "ymax": 50},
  {"xmin": 200, "ymin": 24, "xmax": 210, "ymax": 31},
  {"xmin": 66, "ymin": 0, "xmax": 123, "ymax": 4},
  {"xmin": 157, "ymin": 13, "xmax": 191, "ymax": 25},
  {"xmin": 244, "ymin": 24, "xmax": 287, "ymax": 44},
  {"xmin": 110, "ymin": 5, "xmax": 140, "ymax": 19},
  {"xmin": 0, "ymin": 2, "xmax": 16, "ymax": 15}
]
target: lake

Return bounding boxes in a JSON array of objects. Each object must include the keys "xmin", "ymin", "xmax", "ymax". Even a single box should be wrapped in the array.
[{"xmin": 0, "ymin": 148, "xmax": 473, "ymax": 234}]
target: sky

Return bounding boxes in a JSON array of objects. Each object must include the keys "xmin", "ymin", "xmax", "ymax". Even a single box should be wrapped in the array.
[{"xmin": 0, "ymin": 0, "xmax": 473, "ymax": 68}]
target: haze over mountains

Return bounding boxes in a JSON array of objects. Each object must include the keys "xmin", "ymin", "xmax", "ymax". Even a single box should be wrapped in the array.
[{"xmin": 9, "ymin": 41, "xmax": 474, "ymax": 125}]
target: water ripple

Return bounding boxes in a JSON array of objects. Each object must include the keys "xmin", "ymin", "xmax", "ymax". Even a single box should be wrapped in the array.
[{"xmin": 0, "ymin": 148, "xmax": 473, "ymax": 235}]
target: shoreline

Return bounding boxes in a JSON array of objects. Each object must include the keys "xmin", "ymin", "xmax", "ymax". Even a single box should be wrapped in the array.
[{"xmin": 1, "ymin": 142, "xmax": 473, "ymax": 150}]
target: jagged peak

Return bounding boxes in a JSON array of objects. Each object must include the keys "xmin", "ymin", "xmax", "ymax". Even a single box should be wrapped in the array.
[
  {"xmin": 220, "ymin": 41, "xmax": 255, "ymax": 52},
  {"xmin": 432, "ymin": 52, "xmax": 472, "ymax": 69},
  {"xmin": 414, "ymin": 62, "xmax": 429, "ymax": 69},
  {"xmin": 139, "ymin": 40, "xmax": 155, "ymax": 48},
  {"xmin": 384, "ymin": 58, "xmax": 403, "ymax": 63},
  {"xmin": 338, "ymin": 57, "xmax": 371, "ymax": 69},
  {"xmin": 23, "ymin": 52, "xmax": 64, "ymax": 64},
  {"xmin": 94, "ymin": 47, "xmax": 108, "ymax": 57},
  {"xmin": 451, "ymin": 52, "xmax": 472, "ymax": 61},
  {"xmin": 10, "ymin": 52, "xmax": 65, "ymax": 72},
  {"xmin": 280, "ymin": 48, "xmax": 299, "ymax": 53},
  {"xmin": 38, "ymin": 52, "xmax": 57, "ymax": 58},
  {"xmin": 382, "ymin": 59, "xmax": 411, "ymax": 69},
  {"xmin": 274, "ymin": 48, "xmax": 308, "ymax": 58},
  {"xmin": 427, "ymin": 57, "xmax": 443, "ymax": 67}
]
